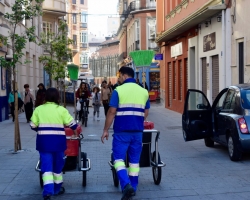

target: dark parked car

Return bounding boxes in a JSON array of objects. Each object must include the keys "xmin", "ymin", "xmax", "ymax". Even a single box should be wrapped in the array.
[{"xmin": 182, "ymin": 84, "xmax": 250, "ymax": 161}]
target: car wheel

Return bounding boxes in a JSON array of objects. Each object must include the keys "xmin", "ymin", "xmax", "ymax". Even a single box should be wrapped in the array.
[
  {"xmin": 204, "ymin": 137, "xmax": 214, "ymax": 147},
  {"xmin": 227, "ymin": 134, "xmax": 242, "ymax": 161},
  {"xmin": 183, "ymin": 130, "xmax": 189, "ymax": 141}
]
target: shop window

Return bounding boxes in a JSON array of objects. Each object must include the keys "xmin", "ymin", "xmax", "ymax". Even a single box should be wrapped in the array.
[{"xmin": 149, "ymin": 72, "xmax": 160, "ymax": 91}]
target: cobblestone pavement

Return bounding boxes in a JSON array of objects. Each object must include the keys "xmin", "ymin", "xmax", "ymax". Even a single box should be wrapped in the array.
[{"xmin": 1, "ymin": 102, "xmax": 250, "ymax": 200}]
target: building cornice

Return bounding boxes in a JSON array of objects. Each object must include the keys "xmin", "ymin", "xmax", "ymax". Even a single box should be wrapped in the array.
[{"xmin": 156, "ymin": 0, "xmax": 223, "ymax": 43}]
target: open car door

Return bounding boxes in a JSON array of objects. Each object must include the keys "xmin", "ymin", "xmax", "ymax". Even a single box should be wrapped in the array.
[{"xmin": 182, "ymin": 89, "xmax": 212, "ymax": 141}]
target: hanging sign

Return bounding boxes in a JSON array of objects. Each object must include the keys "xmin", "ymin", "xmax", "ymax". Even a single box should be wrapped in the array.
[{"xmin": 154, "ymin": 54, "xmax": 163, "ymax": 60}]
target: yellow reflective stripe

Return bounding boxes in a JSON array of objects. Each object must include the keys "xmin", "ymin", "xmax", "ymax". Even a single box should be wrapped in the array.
[
  {"xmin": 114, "ymin": 161, "xmax": 125, "ymax": 169},
  {"xmin": 129, "ymin": 167, "xmax": 140, "ymax": 173},
  {"xmin": 53, "ymin": 173, "xmax": 63, "ymax": 184},
  {"xmin": 43, "ymin": 172, "xmax": 53, "ymax": 185}
]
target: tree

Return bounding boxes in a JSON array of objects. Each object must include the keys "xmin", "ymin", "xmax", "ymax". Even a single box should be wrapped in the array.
[
  {"xmin": 0, "ymin": 0, "xmax": 44, "ymax": 152},
  {"xmin": 39, "ymin": 20, "xmax": 73, "ymax": 88}
]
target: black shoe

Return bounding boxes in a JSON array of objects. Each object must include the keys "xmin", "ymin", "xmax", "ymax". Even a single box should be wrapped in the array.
[
  {"xmin": 121, "ymin": 184, "xmax": 135, "ymax": 200},
  {"xmin": 27, "ymin": 120, "xmax": 29, "ymax": 123},
  {"xmin": 54, "ymin": 186, "xmax": 65, "ymax": 196},
  {"xmin": 44, "ymin": 195, "xmax": 50, "ymax": 200}
]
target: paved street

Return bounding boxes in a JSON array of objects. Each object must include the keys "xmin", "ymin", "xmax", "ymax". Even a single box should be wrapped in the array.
[{"xmin": 1, "ymin": 102, "xmax": 250, "ymax": 200}]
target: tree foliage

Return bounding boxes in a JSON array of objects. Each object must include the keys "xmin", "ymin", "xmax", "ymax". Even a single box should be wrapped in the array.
[
  {"xmin": 0, "ymin": 0, "xmax": 44, "ymax": 152},
  {"xmin": 39, "ymin": 20, "xmax": 73, "ymax": 87}
]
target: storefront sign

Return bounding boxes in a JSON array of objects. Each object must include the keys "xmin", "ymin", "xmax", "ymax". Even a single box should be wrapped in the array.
[
  {"xmin": 203, "ymin": 32, "xmax": 216, "ymax": 52},
  {"xmin": 171, "ymin": 42, "xmax": 183, "ymax": 58},
  {"xmin": 154, "ymin": 54, "xmax": 163, "ymax": 60}
]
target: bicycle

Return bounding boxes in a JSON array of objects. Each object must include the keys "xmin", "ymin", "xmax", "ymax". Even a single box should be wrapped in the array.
[{"xmin": 76, "ymin": 98, "xmax": 89, "ymax": 127}]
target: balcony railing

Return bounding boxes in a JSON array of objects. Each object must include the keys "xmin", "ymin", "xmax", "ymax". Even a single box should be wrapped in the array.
[
  {"xmin": 80, "ymin": 43, "xmax": 88, "ymax": 48},
  {"xmin": 80, "ymin": 64, "xmax": 88, "ymax": 69},
  {"xmin": 80, "ymin": 22, "xmax": 88, "ymax": 28},
  {"xmin": 42, "ymin": 0, "xmax": 66, "ymax": 17}
]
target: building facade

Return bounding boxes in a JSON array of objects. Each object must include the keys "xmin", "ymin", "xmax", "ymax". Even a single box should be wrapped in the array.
[
  {"xmin": 117, "ymin": 0, "xmax": 159, "ymax": 93},
  {"xmin": 89, "ymin": 37, "xmax": 119, "ymax": 85},
  {"xmin": 66, "ymin": 0, "xmax": 89, "ymax": 72},
  {"xmin": 0, "ymin": 0, "xmax": 67, "ymax": 122},
  {"xmin": 156, "ymin": 0, "xmax": 231, "ymax": 113},
  {"xmin": 231, "ymin": 0, "xmax": 250, "ymax": 85}
]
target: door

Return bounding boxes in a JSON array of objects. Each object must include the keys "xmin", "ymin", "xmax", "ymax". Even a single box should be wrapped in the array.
[
  {"xmin": 182, "ymin": 89, "xmax": 212, "ymax": 141},
  {"xmin": 212, "ymin": 55, "xmax": 219, "ymax": 101},
  {"xmin": 211, "ymin": 88, "xmax": 229, "ymax": 142}
]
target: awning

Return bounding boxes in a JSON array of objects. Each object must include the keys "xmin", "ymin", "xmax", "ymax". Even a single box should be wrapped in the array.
[{"xmin": 156, "ymin": 4, "xmax": 226, "ymax": 43}]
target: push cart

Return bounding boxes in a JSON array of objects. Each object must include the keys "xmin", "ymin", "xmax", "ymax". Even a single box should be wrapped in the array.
[
  {"xmin": 35, "ymin": 125, "xmax": 91, "ymax": 187},
  {"xmin": 109, "ymin": 122, "xmax": 166, "ymax": 187}
]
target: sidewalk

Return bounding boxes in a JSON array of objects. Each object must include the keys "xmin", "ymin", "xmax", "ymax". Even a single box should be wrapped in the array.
[{"xmin": 0, "ymin": 102, "xmax": 182, "ymax": 200}]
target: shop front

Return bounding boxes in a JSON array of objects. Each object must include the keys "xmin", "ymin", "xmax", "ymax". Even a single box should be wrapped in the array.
[
  {"xmin": 0, "ymin": 45, "xmax": 9, "ymax": 122},
  {"xmin": 136, "ymin": 62, "xmax": 160, "ymax": 101}
]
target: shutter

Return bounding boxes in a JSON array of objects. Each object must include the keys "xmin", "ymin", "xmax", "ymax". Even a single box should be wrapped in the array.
[
  {"xmin": 168, "ymin": 62, "xmax": 172, "ymax": 107},
  {"xmin": 173, "ymin": 61, "xmax": 176, "ymax": 99},
  {"xmin": 202, "ymin": 57, "xmax": 207, "ymax": 96},
  {"xmin": 212, "ymin": 55, "xmax": 219, "ymax": 102},
  {"xmin": 179, "ymin": 60, "xmax": 182, "ymax": 100},
  {"xmin": 186, "ymin": 58, "xmax": 188, "ymax": 91}
]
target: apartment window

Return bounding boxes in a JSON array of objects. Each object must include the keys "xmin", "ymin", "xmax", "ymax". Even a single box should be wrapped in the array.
[
  {"xmin": 73, "ymin": 35, "xmax": 77, "ymax": 45},
  {"xmin": 135, "ymin": 20, "xmax": 140, "ymax": 41},
  {"xmin": 80, "ymin": 53, "xmax": 89, "ymax": 64},
  {"xmin": 43, "ymin": 21, "xmax": 53, "ymax": 43},
  {"xmin": 148, "ymin": 18, "xmax": 156, "ymax": 39},
  {"xmin": 80, "ymin": 0, "xmax": 84, "ymax": 4},
  {"xmin": 81, "ymin": 11, "xmax": 88, "ymax": 23},
  {"xmin": 80, "ymin": 32, "xmax": 88, "ymax": 43},
  {"xmin": 72, "ymin": 14, "xmax": 77, "ymax": 24},
  {"xmin": 72, "ymin": 0, "xmax": 76, "ymax": 4}
]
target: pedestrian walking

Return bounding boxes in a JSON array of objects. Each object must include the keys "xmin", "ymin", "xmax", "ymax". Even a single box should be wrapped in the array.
[
  {"xmin": 75, "ymin": 82, "xmax": 91, "ymax": 120},
  {"xmin": 101, "ymin": 80, "xmax": 111, "ymax": 116},
  {"xmin": 91, "ymin": 86, "xmax": 101, "ymax": 121},
  {"xmin": 101, "ymin": 66, "xmax": 150, "ymax": 200},
  {"xmin": 35, "ymin": 83, "xmax": 46, "ymax": 108},
  {"xmin": 23, "ymin": 84, "xmax": 34, "ymax": 123},
  {"xmin": 30, "ymin": 88, "xmax": 78, "ymax": 200},
  {"xmin": 8, "ymin": 91, "xmax": 21, "ymax": 122}
]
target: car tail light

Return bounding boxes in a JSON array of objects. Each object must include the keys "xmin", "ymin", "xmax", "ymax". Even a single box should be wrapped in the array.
[{"xmin": 238, "ymin": 117, "xmax": 249, "ymax": 134}]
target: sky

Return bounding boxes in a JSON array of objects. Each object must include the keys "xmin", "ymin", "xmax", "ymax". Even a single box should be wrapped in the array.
[{"xmin": 88, "ymin": 0, "xmax": 119, "ymax": 37}]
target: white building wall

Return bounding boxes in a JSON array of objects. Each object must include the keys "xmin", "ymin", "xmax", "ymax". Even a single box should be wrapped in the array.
[{"xmin": 231, "ymin": 1, "xmax": 250, "ymax": 84}]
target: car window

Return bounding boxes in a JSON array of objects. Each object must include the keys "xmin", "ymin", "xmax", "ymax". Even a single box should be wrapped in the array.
[
  {"xmin": 215, "ymin": 92, "xmax": 227, "ymax": 109},
  {"xmin": 241, "ymin": 90, "xmax": 250, "ymax": 109},
  {"xmin": 223, "ymin": 89, "xmax": 235, "ymax": 109},
  {"xmin": 187, "ymin": 91, "xmax": 210, "ymax": 110}
]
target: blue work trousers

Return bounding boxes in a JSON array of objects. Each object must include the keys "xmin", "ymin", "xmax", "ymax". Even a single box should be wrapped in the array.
[
  {"xmin": 112, "ymin": 133, "xmax": 142, "ymax": 191},
  {"xmin": 40, "ymin": 151, "xmax": 65, "ymax": 197}
]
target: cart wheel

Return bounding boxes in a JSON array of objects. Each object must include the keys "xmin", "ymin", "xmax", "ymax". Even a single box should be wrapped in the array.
[
  {"xmin": 152, "ymin": 151, "xmax": 162, "ymax": 185},
  {"xmin": 111, "ymin": 153, "xmax": 119, "ymax": 187},
  {"xmin": 81, "ymin": 111, "xmax": 85, "ymax": 126},
  {"xmin": 84, "ymin": 112, "xmax": 88, "ymax": 127},
  {"xmin": 81, "ymin": 152, "xmax": 87, "ymax": 187},
  {"xmin": 38, "ymin": 162, "xmax": 43, "ymax": 188}
]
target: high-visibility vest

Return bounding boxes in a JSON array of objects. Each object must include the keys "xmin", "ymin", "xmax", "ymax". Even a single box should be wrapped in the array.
[
  {"xmin": 30, "ymin": 102, "xmax": 77, "ymax": 152},
  {"xmin": 113, "ymin": 80, "xmax": 149, "ymax": 133}
]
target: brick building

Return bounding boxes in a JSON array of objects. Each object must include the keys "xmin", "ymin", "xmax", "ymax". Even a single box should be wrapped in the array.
[{"xmin": 156, "ymin": 0, "xmax": 231, "ymax": 113}]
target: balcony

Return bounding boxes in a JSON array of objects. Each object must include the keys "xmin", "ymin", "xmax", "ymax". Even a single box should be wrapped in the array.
[
  {"xmin": 42, "ymin": 0, "xmax": 66, "ymax": 17},
  {"xmin": 148, "ymin": 42, "xmax": 158, "ymax": 51},
  {"xmin": 80, "ymin": 23, "xmax": 88, "ymax": 28},
  {"xmin": 80, "ymin": 64, "xmax": 88, "ymax": 69},
  {"xmin": 80, "ymin": 43, "xmax": 88, "ymax": 48}
]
